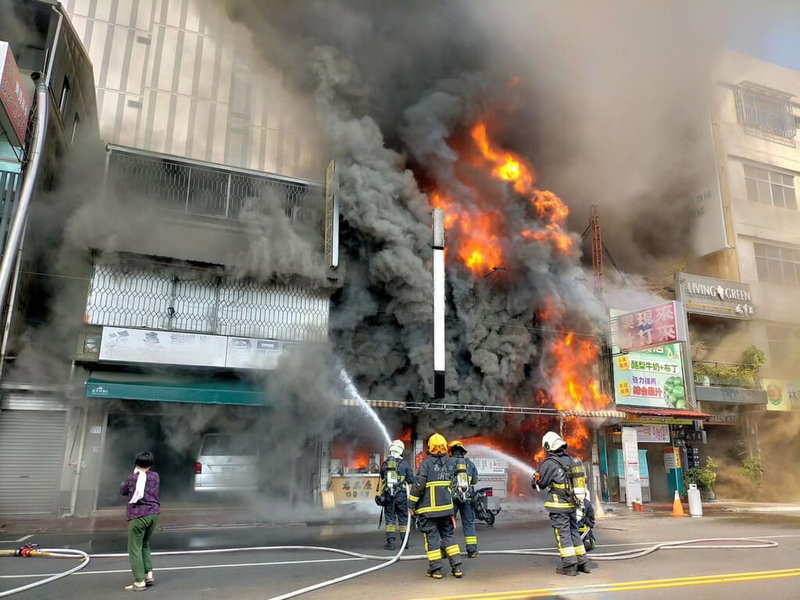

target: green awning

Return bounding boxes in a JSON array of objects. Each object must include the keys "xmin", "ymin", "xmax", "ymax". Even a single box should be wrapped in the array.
[{"xmin": 85, "ymin": 377, "xmax": 268, "ymax": 406}]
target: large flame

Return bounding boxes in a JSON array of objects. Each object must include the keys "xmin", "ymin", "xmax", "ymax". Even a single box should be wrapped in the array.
[{"xmin": 428, "ymin": 120, "xmax": 610, "ymax": 464}]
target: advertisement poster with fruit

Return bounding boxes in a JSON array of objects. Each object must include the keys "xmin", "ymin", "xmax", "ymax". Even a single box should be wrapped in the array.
[{"xmin": 613, "ymin": 343, "xmax": 687, "ymax": 409}]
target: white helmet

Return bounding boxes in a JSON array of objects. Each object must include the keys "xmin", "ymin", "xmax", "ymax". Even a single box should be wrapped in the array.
[
  {"xmin": 542, "ymin": 431, "xmax": 566, "ymax": 453},
  {"xmin": 389, "ymin": 440, "xmax": 404, "ymax": 458}
]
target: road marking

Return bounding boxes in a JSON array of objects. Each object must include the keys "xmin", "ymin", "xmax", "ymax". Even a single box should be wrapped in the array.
[
  {"xmin": 410, "ymin": 567, "xmax": 800, "ymax": 600},
  {"xmin": 0, "ymin": 535, "xmax": 33, "ymax": 544},
  {"xmin": 0, "ymin": 557, "xmax": 362, "ymax": 579}
]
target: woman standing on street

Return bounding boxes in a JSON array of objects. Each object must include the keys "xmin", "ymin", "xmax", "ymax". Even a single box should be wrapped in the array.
[{"xmin": 120, "ymin": 451, "xmax": 161, "ymax": 591}]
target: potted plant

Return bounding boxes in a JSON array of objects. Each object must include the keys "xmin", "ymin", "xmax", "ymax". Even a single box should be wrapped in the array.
[{"xmin": 685, "ymin": 457, "xmax": 717, "ymax": 500}]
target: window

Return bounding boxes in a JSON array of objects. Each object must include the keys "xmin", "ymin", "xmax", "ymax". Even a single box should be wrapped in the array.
[
  {"xmin": 70, "ymin": 114, "xmax": 80, "ymax": 144},
  {"xmin": 59, "ymin": 76, "xmax": 71, "ymax": 115},
  {"xmin": 754, "ymin": 242, "xmax": 800, "ymax": 286},
  {"xmin": 734, "ymin": 82, "xmax": 796, "ymax": 144},
  {"xmin": 766, "ymin": 326, "xmax": 800, "ymax": 367},
  {"xmin": 744, "ymin": 164, "xmax": 797, "ymax": 209}
]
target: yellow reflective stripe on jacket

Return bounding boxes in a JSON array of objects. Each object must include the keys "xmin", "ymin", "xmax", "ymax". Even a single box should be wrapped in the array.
[
  {"xmin": 408, "ymin": 494, "xmax": 420, "ymax": 502},
  {"xmin": 416, "ymin": 501, "xmax": 454, "ymax": 514},
  {"xmin": 551, "ymin": 482, "xmax": 567, "ymax": 489}
]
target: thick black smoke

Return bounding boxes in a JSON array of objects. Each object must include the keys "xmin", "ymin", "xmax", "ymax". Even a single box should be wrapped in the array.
[{"xmin": 211, "ymin": 1, "xmax": 794, "ymax": 432}]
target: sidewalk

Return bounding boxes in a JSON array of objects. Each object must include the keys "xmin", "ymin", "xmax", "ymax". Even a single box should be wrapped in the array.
[{"xmin": 2, "ymin": 498, "xmax": 799, "ymax": 536}]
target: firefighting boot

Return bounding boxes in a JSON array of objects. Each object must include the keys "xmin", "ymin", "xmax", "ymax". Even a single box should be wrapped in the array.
[
  {"xmin": 577, "ymin": 561, "xmax": 591, "ymax": 574},
  {"xmin": 556, "ymin": 564, "xmax": 578, "ymax": 577},
  {"xmin": 384, "ymin": 540, "xmax": 396, "ymax": 550},
  {"xmin": 467, "ymin": 550, "xmax": 479, "ymax": 558},
  {"xmin": 452, "ymin": 566, "xmax": 463, "ymax": 578},
  {"xmin": 427, "ymin": 569, "xmax": 443, "ymax": 579}
]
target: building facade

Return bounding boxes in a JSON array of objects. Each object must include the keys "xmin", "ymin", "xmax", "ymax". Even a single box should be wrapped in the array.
[
  {"xmin": 0, "ymin": 0, "xmax": 334, "ymax": 517},
  {"xmin": 0, "ymin": 0, "xmax": 100, "ymax": 515}
]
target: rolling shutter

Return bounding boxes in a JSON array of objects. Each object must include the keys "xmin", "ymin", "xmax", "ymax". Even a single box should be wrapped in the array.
[{"xmin": 0, "ymin": 410, "xmax": 67, "ymax": 514}]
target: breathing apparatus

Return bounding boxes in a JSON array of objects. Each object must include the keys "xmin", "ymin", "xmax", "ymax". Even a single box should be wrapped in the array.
[
  {"xmin": 384, "ymin": 440, "xmax": 404, "ymax": 497},
  {"xmin": 449, "ymin": 440, "xmax": 471, "ymax": 502}
]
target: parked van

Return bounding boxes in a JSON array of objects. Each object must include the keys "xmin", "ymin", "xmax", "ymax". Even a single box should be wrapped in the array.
[{"xmin": 193, "ymin": 433, "xmax": 260, "ymax": 493}]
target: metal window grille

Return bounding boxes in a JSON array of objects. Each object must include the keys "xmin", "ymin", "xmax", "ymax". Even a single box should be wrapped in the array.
[
  {"xmin": 106, "ymin": 148, "xmax": 322, "ymax": 222},
  {"xmin": 87, "ymin": 262, "xmax": 329, "ymax": 342},
  {"xmin": 734, "ymin": 82, "xmax": 797, "ymax": 146}
]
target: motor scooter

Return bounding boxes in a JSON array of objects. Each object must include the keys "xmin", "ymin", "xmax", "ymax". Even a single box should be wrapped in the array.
[{"xmin": 472, "ymin": 486, "xmax": 501, "ymax": 526}]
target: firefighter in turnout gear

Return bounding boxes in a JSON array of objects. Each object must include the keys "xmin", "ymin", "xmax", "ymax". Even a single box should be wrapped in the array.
[
  {"xmin": 378, "ymin": 440, "xmax": 415, "ymax": 550},
  {"xmin": 448, "ymin": 440, "xmax": 480, "ymax": 557},
  {"xmin": 532, "ymin": 431, "xmax": 591, "ymax": 576},
  {"xmin": 408, "ymin": 433, "xmax": 463, "ymax": 579}
]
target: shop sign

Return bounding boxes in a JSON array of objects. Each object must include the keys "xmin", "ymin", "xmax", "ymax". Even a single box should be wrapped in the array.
[
  {"xmin": 329, "ymin": 476, "xmax": 380, "ymax": 503},
  {"xmin": 614, "ymin": 301, "xmax": 687, "ymax": 352},
  {"xmin": 613, "ymin": 343, "xmax": 688, "ymax": 409},
  {"xmin": 634, "ymin": 424, "xmax": 670, "ymax": 443},
  {"xmin": 0, "ymin": 41, "xmax": 31, "ymax": 146},
  {"xmin": 706, "ymin": 415, "xmax": 737, "ymax": 425},
  {"xmin": 100, "ymin": 326, "xmax": 286, "ymax": 369},
  {"xmin": 674, "ymin": 273, "xmax": 754, "ymax": 320},
  {"xmin": 623, "ymin": 414, "xmax": 693, "ymax": 426},
  {"xmin": 762, "ymin": 379, "xmax": 799, "ymax": 412},
  {"xmin": 621, "ymin": 427, "xmax": 642, "ymax": 506}
]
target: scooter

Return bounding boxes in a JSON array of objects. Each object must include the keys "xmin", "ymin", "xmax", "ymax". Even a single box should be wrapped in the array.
[{"xmin": 472, "ymin": 486, "xmax": 501, "ymax": 526}]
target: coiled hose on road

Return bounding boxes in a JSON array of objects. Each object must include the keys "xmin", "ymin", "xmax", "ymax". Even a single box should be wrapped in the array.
[
  {"xmin": 0, "ymin": 536, "xmax": 778, "ymax": 599},
  {"xmin": 0, "ymin": 547, "xmax": 90, "ymax": 598}
]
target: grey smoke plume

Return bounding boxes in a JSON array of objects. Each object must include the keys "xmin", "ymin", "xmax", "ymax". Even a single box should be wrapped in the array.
[{"xmin": 214, "ymin": 0, "xmax": 795, "ymax": 431}]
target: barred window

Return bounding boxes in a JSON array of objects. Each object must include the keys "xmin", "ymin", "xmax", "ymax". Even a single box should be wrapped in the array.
[
  {"xmin": 734, "ymin": 82, "xmax": 796, "ymax": 144},
  {"xmin": 744, "ymin": 165, "xmax": 797, "ymax": 210},
  {"xmin": 754, "ymin": 242, "xmax": 800, "ymax": 286}
]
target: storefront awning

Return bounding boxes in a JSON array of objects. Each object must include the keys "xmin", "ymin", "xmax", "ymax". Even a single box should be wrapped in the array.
[
  {"xmin": 85, "ymin": 376, "xmax": 268, "ymax": 406},
  {"xmin": 618, "ymin": 406, "xmax": 711, "ymax": 420}
]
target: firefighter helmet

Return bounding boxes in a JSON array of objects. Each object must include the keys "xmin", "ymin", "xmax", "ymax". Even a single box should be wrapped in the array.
[
  {"xmin": 389, "ymin": 439, "xmax": 404, "ymax": 458},
  {"xmin": 542, "ymin": 431, "xmax": 567, "ymax": 453},
  {"xmin": 427, "ymin": 433, "xmax": 449, "ymax": 455},
  {"xmin": 448, "ymin": 440, "xmax": 468, "ymax": 455}
]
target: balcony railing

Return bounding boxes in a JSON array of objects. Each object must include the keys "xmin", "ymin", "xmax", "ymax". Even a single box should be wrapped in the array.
[
  {"xmin": 105, "ymin": 145, "xmax": 323, "ymax": 223},
  {"xmin": 692, "ymin": 360, "xmax": 760, "ymax": 389}
]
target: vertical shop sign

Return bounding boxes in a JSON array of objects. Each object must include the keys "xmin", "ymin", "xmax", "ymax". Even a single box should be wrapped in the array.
[{"xmin": 621, "ymin": 426, "xmax": 642, "ymax": 507}]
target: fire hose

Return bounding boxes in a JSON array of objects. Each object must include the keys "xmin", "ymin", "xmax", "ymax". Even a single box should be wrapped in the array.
[
  {"xmin": 0, "ymin": 534, "xmax": 780, "ymax": 598},
  {"xmin": 0, "ymin": 546, "xmax": 90, "ymax": 598}
]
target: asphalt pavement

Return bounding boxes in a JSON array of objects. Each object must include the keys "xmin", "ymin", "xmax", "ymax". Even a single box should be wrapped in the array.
[{"xmin": 1, "ymin": 499, "xmax": 800, "ymax": 599}]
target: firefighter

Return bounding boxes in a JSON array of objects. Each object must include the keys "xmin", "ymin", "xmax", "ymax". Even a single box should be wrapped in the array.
[
  {"xmin": 408, "ymin": 433, "xmax": 463, "ymax": 579},
  {"xmin": 448, "ymin": 440, "xmax": 480, "ymax": 558},
  {"xmin": 378, "ymin": 439, "xmax": 415, "ymax": 550},
  {"xmin": 532, "ymin": 431, "xmax": 590, "ymax": 576}
]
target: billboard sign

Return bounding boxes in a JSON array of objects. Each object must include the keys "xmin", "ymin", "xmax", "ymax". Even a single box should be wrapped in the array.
[
  {"xmin": 613, "ymin": 343, "xmax": 687, "ymax": 409},
  {"xmin": 762, "ymin": 379, "xmax": 799, "ymax": 412},
  {"xmin": 99, "ymin": 327, "xmax": 287, "ymax": 370},
  {"xmin": 614, "ymin": 301, "xmax": 687, "ymax": 352},
  {"xmin": 675, "ymin": 272, "xmax": 754, "ymax": 320},
  {"xmin": 690, "ymin": 119, "xmax": 729, "ymax": 257},
  {"xmin": 0, "ymin": 41, "xmax": 31, "ymax": 146}
]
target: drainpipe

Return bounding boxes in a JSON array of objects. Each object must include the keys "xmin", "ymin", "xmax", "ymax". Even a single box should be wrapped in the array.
[{"xmin": 0, "ymin": 73, "xmax": 49, "ymax": 350}]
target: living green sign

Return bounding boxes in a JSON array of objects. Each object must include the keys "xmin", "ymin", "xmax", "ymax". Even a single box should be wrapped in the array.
[{"xmin": 613, "ymin": 343, "xmax": 687, "ymax": 409}]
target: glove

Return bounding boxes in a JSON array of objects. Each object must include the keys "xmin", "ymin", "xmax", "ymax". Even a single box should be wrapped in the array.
[{"xmin": 531, "ymin": 471, "xmax": 541, "ymax": 491}]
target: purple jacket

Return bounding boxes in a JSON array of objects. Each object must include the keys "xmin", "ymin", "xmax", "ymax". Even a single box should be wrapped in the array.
[{"xmin": 120, "ymin": 471, "xmax": 161, "ymax": 520}]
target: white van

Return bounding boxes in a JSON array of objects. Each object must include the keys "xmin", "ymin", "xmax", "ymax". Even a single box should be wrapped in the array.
[{"xmin": 193, "ymin": 433, "xmax": 260, "ymax": 493}]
